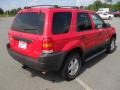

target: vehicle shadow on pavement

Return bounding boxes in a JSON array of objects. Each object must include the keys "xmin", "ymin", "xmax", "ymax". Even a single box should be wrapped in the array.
[
  {"xmin": 25, "ymin": 50, "xmax": 117, "ymax": 83},
  {"xmin": 80, "ymin": 46, "xmax": 117, "ymax": 74},
  {"xmin": 26, "ymin": 68, "xmax": 64, "ymax": 83},
  {"xmin": 80, "ymin": 52, "xmax": 108, "ymax": 74}
]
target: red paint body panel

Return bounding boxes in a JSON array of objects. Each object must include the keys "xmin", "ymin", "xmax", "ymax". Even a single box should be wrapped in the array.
[{"xmin": 8, "ymin": 7, "xmax": 116, "ymax": 60}]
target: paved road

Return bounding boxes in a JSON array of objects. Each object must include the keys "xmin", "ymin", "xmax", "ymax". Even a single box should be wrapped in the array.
[{"xmin": 0, "ymin": 17, "xmax": 120, "ymax": 90}]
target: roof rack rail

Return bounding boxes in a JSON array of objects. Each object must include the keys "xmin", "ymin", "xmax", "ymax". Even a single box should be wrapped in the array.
[
  {"xmin": 25, "ymin": 5, "xmax": 81, "ymax": 9},
  {"xmin": 26, "ymin": 5, "xmax": 59, "ymax": 8},
  {"xmin": 60, "ymin": 6, "xmax": 79, "ymax": 9}
]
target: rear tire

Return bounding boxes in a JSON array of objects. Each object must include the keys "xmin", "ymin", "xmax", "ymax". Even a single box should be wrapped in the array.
[
  {"xmin": 109, "ymin": 16, "xmax": 112, "ymax": 20},
  {"xmin": 107, "ymin": 37, "xmax": 116, "ymax": 53},
  {"xmin": 22, "ymin": 65, "xmax": 28, "ymax": 69},
  {"xmin": 61, "ymin": 52, "xmax": 81, "ymax": 81}
]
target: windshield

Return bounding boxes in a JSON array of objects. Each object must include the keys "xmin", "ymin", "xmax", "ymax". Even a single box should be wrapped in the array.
[{"xmin": 12, "ymin": 12, "xmax": 45, "ymax": 34}]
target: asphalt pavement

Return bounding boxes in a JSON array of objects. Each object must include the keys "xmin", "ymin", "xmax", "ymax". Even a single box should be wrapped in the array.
[{"xmin": 0, "ymin": 17, "xmax": 120, "ymax": 90}]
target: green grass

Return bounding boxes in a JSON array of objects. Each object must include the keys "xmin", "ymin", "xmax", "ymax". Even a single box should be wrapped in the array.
[{"xmin": 0, "ymin": 14, "xmax": 15, "ymax": 17}]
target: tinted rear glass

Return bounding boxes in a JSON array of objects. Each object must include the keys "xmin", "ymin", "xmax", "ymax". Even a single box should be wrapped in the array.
[
  {"xmin": 77, "ymin": 13, "xmax": 92, "ymax": 31},
  {"xmin": 52, "ymin": 12, "xmax": 72, "ymax": 34},
  {"xmin": 12, "ymin": 12, "xmax": 45, "ymax": 34}
]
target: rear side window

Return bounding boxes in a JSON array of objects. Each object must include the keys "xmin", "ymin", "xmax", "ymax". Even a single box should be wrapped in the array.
[
  {"xmin": 77, "ymin": 13, "xmax": 92, "ymax": 31},
  {"xmin": 52, "ymin": 12, "xmax": 72, "ymax": 34},
  {"xmin": 12, "ymin": 12, "xmax": 45, "ymax": 34}
]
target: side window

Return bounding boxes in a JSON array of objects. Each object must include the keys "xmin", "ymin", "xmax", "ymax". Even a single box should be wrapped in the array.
[
  {"xmin": 77, "ymin": 13, "xmax": 92, "ymax": 32},
  {"xmin": 52, "ymin": 12, "xmax": 72, "ymax": 34},
  {"xmin": 91, "ymin": 14, "xmax": 105, "ymax": 29}
]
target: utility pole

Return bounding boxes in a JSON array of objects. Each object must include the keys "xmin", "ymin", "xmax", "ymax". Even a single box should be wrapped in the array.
[
  {"xmin": 77, "ymin": 0, "xmax": 84, "ymax": 9},
  {"xmin": 77, "ymin": 0, "xmax": 79, "ymax": 7},
  {"xmin": 7, "ymin": 11, "xmax": 8, "ymax": 17}
]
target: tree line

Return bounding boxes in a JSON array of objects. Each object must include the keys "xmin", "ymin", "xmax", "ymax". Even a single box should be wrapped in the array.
[
  {"xmin": 86, "ymin": 1, "xmax": 120, "ymax": 11},
  {"xmin": 0, "ymin": 8, "xmax": 22, "ymax": 16},
  {"xmin": 0, "ymin": 1, "xmax": 120, "ymax": 16}
]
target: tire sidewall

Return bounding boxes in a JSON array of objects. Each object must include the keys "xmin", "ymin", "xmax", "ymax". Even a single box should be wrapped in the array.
[
  {"xmin": 62, "ymin": 53, "xmax": 81, "ymax": 80},
  {"xmin": 107, "ymin": 37, "xmax": 116, "ymax": 53},
  {"xmin": 109, "ymin": 16, "xmax": 111, "ymax": 20}
]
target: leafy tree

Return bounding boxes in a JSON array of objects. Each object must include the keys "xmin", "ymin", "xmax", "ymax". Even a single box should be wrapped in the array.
[
  {"xmin": 9, "ymin": 9, "xmax": 16, "ymax": 15},
  {"xmin": 86, "ymin": 1, "xmax": 120, "ymax": 11},
  {"xmin": 4, "ymin": 8, "xmax": 22, "ymax": 16},
  {"xmin": 86, "ymin": 1, "xmax": 103, "ymax": 11},
  {"xmin": 16, "ymin": 8, "xmax": 22, "ymax": 12},
  {"xmin": 94, "ymin": 0, "xmax": 103, "ymax": 11},
  {"xmin": 0, "ymin": 8, "xmax": 4, "ymax": 15}
]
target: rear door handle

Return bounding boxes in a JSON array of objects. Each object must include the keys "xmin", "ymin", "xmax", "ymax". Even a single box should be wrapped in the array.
[
  {"xmin": 80, "ymin": 36, "xmax": 85, "ymax": 40},
  {"xmin": 98, "ymin": 32, "xmax": 102, "ymax": 36}
]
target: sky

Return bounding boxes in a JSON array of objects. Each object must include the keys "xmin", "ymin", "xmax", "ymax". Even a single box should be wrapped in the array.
[{"xmin": 0, "ymin": 0, "xmax": 120, "ymax": 11}]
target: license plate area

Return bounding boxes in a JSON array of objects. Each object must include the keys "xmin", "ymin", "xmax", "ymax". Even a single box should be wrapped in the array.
[{"xmin": 18, "ymin": 41, "xmax": 27, "ymax": 49}]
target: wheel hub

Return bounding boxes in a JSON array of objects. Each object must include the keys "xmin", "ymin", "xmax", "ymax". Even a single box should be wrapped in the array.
[{"xmin": 68, "ymin": 58, "xmax": 79, "ymax": 76}]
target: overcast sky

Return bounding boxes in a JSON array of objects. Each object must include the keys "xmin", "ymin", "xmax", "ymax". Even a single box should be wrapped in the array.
[{"xmin": 0, "ymin": 0, "xmax": 120, "ymax": 11}]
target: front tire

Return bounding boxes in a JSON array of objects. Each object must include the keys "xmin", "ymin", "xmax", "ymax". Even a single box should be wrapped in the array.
[
  {"xmin": 107, "ymin": 37, "xmax": 116, "ymax": 53},
  {"xmin": 108, "ymin": 16, "xmax": 112, "ymax": 20},
  {"xmin": 61, "ymin": 52, "xmax": 81, "ymax": 81}
]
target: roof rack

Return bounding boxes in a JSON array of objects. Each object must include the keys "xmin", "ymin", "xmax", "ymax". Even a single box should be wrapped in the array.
[
  {"xmin": 60, "ymin": 6, "xmax": 79, "ymax": 9},
  {"xmin": 26, "ymin": 5, "xmax": 59, "ymax": 8},
  {"xmin": 25, "ymin": 5, "xmax": 81, "ymax": 9}
]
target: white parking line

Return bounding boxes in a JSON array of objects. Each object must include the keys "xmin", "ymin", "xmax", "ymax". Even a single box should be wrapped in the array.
[
  {"xmin": 76, "ymin": 78, "xmax": 93, "ymax": 90},
  {"xmin": 116, "ymin": 41, "xmax": 120, "ymax": 50}
]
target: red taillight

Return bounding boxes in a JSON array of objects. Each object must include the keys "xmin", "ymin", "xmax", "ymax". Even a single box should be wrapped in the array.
[
  {"xmin": 42, "ymin": 38, "xmax": 54, "ymax": 54},
  {"xmin": 9, "ymin": 35, "xmax": 13, "ymax": 41}
]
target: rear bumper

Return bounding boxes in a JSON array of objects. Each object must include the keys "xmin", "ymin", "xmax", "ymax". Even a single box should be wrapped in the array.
[{"xmin": 7, "ymin": 43, "xmax": 66, "ymax": 72}]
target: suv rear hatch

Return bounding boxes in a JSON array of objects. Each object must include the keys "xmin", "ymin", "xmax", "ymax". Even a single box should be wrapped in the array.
[{"xmin": 9, "ymin": 11, "xmax": 45, "ymax": 59}]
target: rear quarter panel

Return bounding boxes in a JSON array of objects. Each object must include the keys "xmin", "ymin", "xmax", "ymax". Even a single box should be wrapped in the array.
[{"xmin": 47, "ymin": 10, "xmax": 86, "ymax": 53}]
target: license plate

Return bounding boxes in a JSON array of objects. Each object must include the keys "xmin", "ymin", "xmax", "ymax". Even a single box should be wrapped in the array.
[{"xmin": 18, "ymin": 41, "xmax": 27, "ymax": 49}]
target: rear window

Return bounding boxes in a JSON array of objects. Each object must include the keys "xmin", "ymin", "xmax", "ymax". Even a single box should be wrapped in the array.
[
  {"xmin": 77, "ymin": 13, "xmax": 92, "ymax": 31},
  {"xmin": 12, "ymin": 12, "xmax": 45, "ymax": 34},
  {"xmin": 52, "ymin": 12, "xmax": 72, "ymax": 34}
]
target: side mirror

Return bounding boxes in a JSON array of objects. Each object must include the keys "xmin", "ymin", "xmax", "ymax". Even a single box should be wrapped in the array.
[
  {"xmin": 96, "ymin": 24, "xmax": 103, "ymax": 29},
  {"xmin": 104, "ymin": 23, "xmax": 111, "ymax": 28}
]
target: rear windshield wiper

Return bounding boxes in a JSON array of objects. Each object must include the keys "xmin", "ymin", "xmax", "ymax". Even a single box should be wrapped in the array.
[{"xmin": 23, "ymin": 28, "xmax": 37, "ymax": 30}]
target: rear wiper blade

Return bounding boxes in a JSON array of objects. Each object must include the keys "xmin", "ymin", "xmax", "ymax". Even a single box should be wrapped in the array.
[{"xmin": 23, "ymin": 28, "xmax": 37, "ymax": 30}]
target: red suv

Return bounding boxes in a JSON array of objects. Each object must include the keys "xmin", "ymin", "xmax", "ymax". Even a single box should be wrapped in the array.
[
  {"xmin": 113, "ymin": 10, "xmax": 120, "ymax": 17},
  {"xmin": 7, "ymin": 5, "xmax": 116, "ymax": 80}
]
